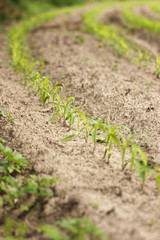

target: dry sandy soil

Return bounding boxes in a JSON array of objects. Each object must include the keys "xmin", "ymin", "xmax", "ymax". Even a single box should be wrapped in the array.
[{"xmin": 0, "ymin": 8, "xmax": 160, "ymax": 240}]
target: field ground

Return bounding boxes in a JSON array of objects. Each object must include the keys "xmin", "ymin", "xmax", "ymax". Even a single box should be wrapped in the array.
[{"xmin": 0, "ymin": 1, "xmax": 160, "ymax": 240}]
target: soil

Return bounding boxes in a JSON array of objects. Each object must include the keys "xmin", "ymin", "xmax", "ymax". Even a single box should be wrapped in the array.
[
  {"xmin": 99, "ymin": 6, "xmax": 160, "ymax": 55},
  {"xmin": 0, "ymin": 9, "xmax": 160, "ymax": 240},
  {"xmin": 133, "ymin": 5, "xmax": 160, "ymax": 21},
  {"xmin": 98, "ymin": 7, "xmax": 126, "ymax": 28}
]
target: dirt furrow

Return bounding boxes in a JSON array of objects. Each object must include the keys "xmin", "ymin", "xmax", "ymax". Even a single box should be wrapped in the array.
[
  {"xmin": 99, "ymin": 6, "xmax": 160, "ymax": 55},
  {"xmin": 133, "ymin": 5, "xmax": 160, "ymax": 21}
]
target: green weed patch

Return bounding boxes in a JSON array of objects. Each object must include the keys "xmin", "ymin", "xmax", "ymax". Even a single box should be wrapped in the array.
[
  {"xmin": 40, "ymin": 217, "xmax": 108, "ymax": 240},
  {"xmin": 0, "ymin": 138, "xmax": 57, "ymax": 208},
  {"xmin": 3, "ymin": 217, "xmax": 108, "ymax": 240}
]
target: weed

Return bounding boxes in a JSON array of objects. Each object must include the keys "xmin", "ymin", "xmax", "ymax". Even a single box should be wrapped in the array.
[
  {"xmin": 0, "ymin": 141, "xmax": 28, "ymax": 207},
  {"xmin": 0, "ymin": 174, "xmax": 57, "ymax": 208},
  {"xmin": 40, "ymin": 217, "xmax": 108, "ymax": 240},
  {"xmin": 0, "ymin": 141, "xmax": 28, "ymax": 174},
  {"xmin": 21, "ymin": 175, "xmax": 57, "ymax": 198},
  {"xmin": 74, "ymin": 35, "xmax": 84, "ymax": 44},
  {"xmin": 0, "ymin": 139, "xmax": 58, "ymax": 208},
  {"xmin": 2, "ymin": 216, "xmax": 108, "ymax": 240},
  {"xmin": 4, "ymin": 217, "xmax": 28, "ymax": 240}
]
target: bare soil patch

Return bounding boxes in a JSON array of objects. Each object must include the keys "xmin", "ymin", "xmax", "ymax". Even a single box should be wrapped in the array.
[{"xmin": 0, "ymin": 12, "xmax": 160, "ymax": 240}]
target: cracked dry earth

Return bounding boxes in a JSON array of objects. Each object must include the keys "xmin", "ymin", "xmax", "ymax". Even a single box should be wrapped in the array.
[{"xmin": 0, "ymin": 10, "xmax": 160, "ymax": 240}]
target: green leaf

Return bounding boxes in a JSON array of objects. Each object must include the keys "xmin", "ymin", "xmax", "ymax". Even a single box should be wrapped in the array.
[
  {"xmin": 61, "ymin": 134, "xmax": 77, "ymax": 142},
  {"xmin": 4, "ymin": 196, "xmax": 14, "ymax": 207},
  {"xmin": 39, "ymin": 188, "xmax": 53, "ymax": 197},
  {"xmin": 0, "ymin": 182, "xmax": 9, "ymax": 194},
  {"xmin": 111, "ymin": 134, "xmax": 122, "ymax": 153},
  {"xmin": 86, "ymin": 118, "xmax": 96, "ymax": 124},
  {"xmin": 134, "ymin": 145, "xmax": 147, "ymax": 166},
  {"xmin": 29, "ymin": 174, "xmax": 38, "ymax": 182},
  {"xmin": 7, "ymin": 164, "xmax": 15, "ymax": 174},
  {"xmin": 40, "ymin": 177, "xmax": 57, "ymax": 187},
  {"xmin": 135, "ymin": 159, "xmax": 145, "ymax": 183},
  {"xmin": 48, "ymin": 112, "xmax": 60, "ymax": 122},
  {"xmin": 66, "ymin": 97, "xmax": 75, "ymax": 107},
  {"xmin": 0, "ymin": 197, "xmax": 3, "ymax": 207},
  {"xmin": 155, "ymin": 175, "xmax": 160, "ymax": 192},
  {"xmin": 78, "ymin": 112, "xmax": 86, "ymax": 123},
  {"xmin": 135, "ymin": 159, "xmax": 153, "ymax": 184},
  {"xmin": 13, "ymin": 152, "xmax": 28, "ymax": 165},
  {"xmin": 69, "ymin": 113, "xmax": 76, "ymax": 126},
  {"xmin": 0, "ymin": 160, "xmax": 8, "ymax": 166},
  {"xmin": 0, "ymin": 110, "xmax": 5, "ymax": 117},
  {"xmin": 92, "ymin": 129, "xmax": 97, "ymax": 144},
  {"xmin": 4, "ymin": 146, "xmax": 13, "ymax": 154},
  {"xmin": 5, "ymin": 176, "xmax": 18, "ymax": 188},
  {"xmin": 22, "ymin": 184, "xmax": 38, "ymax": 194},
  {"xmin": 39, "ymin": 225, "xmax": 64, "ymax": 240},
  {"xmin": 0, "ymin": 138, "xmax": 6, "ymax": 143},
  {"xmin": 30, "ymin": 174, "xmax": 38, "ymax": 181}
]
